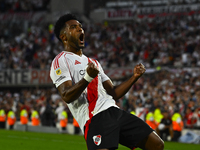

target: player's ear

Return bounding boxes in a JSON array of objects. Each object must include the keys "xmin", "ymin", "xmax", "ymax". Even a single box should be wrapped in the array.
[{"xmin": 60, "ymin": 33, "xmax": 67, "ymax": 42}]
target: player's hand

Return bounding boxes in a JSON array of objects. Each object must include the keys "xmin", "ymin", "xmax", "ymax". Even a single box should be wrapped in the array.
[
  {"xmin": 133, "ymin": 63, "xmax": 146, "ymax": 79},
  {"xmin": 86, "ymin": 62, "xmax": 99, "ymax": 78}
]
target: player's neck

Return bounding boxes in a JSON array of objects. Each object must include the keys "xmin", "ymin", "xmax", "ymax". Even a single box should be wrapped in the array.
[{"xmin": 64, "ymin": 45, "xmax": 83, "ymax": 56}]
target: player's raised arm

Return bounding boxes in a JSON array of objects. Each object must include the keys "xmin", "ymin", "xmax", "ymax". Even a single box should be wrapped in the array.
[
  {"xmin": 57, "ymin": 62, "xmax": 99, "ymax": 104},
  {"xmin": 103, "ymin": 63, "xmax": 146, "ymax": 100}
]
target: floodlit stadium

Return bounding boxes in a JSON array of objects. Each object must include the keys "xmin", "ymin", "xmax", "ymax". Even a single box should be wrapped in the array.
[{"xmin": 0, "ymin": 0, "xmax": 200, "ymax": 149}]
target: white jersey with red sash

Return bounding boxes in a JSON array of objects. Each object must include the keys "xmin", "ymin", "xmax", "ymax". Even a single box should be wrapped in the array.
[{"xmin": 50, "ymin": 51, "xmax": 118, "ymax": 134}]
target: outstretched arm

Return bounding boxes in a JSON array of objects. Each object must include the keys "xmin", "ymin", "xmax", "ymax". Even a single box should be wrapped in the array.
[{"xmin": 103, "ymin": 63, "xmax": 146, "ymax": 100}]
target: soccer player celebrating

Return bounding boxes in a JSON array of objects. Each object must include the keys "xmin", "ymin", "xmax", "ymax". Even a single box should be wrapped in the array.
[{"xmin": 50, "ymin": 14, "xmax": 164, "ymax": 150}]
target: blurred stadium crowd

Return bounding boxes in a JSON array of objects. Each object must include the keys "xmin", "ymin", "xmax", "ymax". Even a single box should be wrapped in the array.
[
  {"xmin": 0, "ymin": 0, "xmax": 200, "ymax": 141},
  {"xmin": 0, "ymin": 0, "xmax": 50, "ymax": 12},
  {"xmin": 0, "ymin": 68, "xmax": 200, "ymax": 136},
  {"xmin": 1, "ymin": 15, "xmax": 200, "ymax": 70}
]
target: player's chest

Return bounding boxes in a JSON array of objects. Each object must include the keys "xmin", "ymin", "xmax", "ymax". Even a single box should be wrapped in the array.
[
  {"xmin": 70, "ymin": 57, "xmax": 88, "ymax": 75},
  {"xmin": 68, "ymin": 56, "xmax": 98, "ymax": 77}
]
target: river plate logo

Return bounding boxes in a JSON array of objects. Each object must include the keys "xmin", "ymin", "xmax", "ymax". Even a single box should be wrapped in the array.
[{"xmin": 56, "ymin": 68, "xmax": 61, "ymax": 75}]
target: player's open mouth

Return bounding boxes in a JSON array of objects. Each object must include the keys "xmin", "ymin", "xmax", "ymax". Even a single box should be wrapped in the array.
[{"xmin": 79, "ymin": 33, "xmax": 84, "ymax": 44}]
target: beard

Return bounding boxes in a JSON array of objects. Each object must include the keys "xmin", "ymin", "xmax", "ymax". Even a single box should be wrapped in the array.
[
  {"xmin": 74, "ymin": 42, "xmax": 84, "ymax": 51},
  {"xmin": 69, "ymin": 36, "xmax": 85, "ymax": 51},
  {"xmin": 74, "ymin": 40, "xmax": 85, "ymax": 50}
]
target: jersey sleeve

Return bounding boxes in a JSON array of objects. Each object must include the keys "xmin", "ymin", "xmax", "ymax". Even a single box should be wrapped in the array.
[
  {"xmin": 50, "ymin": 56, "xmax": 72, "ymax": 88},
  {"xmin": 97, "ymin": 61, "xmax": 111, "ymax": 83}
]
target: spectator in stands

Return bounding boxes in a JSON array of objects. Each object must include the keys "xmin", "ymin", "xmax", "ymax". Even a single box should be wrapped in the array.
[{"xmin": 184, "ymin": 107, "xmax": 195, "ymax": 128}]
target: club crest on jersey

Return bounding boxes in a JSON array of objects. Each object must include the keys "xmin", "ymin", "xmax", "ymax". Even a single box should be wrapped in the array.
[
  {"xmin": 56, "ymin": 68, "xmax": 61, "ymax": 75},
  {"xmin": 93, "ymin": 135, "xmax": 102, "ymax": 146}
]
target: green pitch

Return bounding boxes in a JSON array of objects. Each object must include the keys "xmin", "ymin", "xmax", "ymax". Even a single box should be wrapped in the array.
[{"xmin": 0, "ymin": 129, "xmax": 199, "ymax": 150}]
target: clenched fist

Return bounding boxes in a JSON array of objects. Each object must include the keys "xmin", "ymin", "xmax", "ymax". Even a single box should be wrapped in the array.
[
  {"xmin": 133, "ymin": 63, "xmax": 146, "ymax": 79},
  {"xmin": 86, "ymin": 62, "xmax": 99, "ymax": 78}
]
